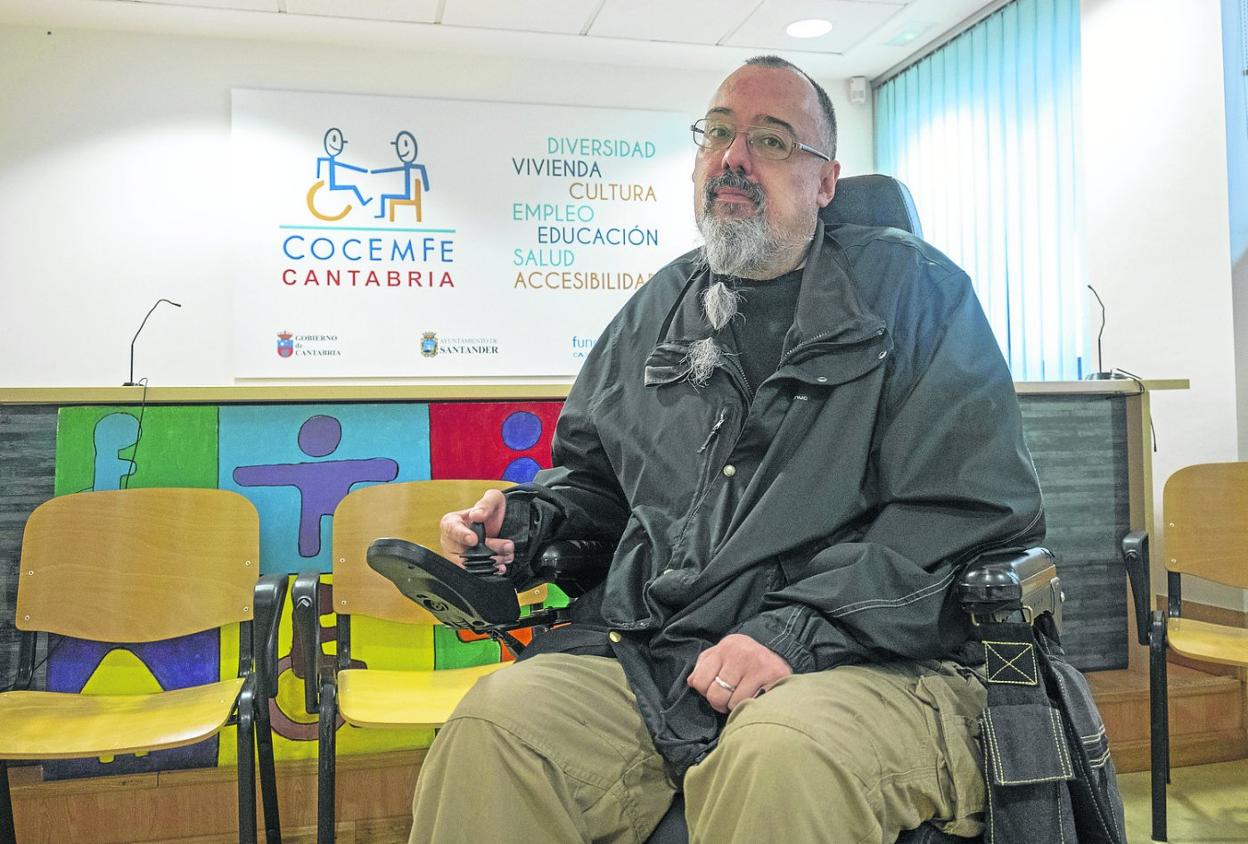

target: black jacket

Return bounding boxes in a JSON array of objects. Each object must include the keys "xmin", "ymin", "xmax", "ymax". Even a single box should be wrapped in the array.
[{"xmin": 503, "ymin": 220, "xmax": 1046, "ymax": 775}]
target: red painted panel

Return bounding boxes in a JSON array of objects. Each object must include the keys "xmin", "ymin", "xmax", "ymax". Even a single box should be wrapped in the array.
[{"xmin": 429, "ymin": 401, "xmax": 563, "ymax": 481}]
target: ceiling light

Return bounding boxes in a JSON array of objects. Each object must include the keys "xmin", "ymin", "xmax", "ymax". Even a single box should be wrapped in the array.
[
  {"xmin": 786, "ymin": 19, "xmax": 833, "ymax": 39},
  {"xmin": 884, "ymin": 22, "xmax": 934, "ymax": 47}
]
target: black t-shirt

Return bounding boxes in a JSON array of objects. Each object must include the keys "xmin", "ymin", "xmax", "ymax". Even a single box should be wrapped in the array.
[{"xmin": 727, "ymin": 267, "xmax": 802, "ymax": 393}]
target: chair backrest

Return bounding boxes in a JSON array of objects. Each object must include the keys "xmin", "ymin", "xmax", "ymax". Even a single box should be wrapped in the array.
[
  {"xmin": 818, "ymin": 173, "xmax": 923, "ymax": 237},
  {"xmin": 17, "ymin": 488, "xmax": 260, "ymax": 642},
  {"xmin": 331, "ymin": 479, "xmax": 514, "ymax": 624},
  {"xmin": 1162, "ymin": 461, "xmax": 1248, "ymax": 589}
]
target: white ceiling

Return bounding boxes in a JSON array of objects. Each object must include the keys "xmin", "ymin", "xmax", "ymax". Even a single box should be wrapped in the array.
[{"xmin": 0, "ymin": 0, "xmax": 1001, "ymax": 80}]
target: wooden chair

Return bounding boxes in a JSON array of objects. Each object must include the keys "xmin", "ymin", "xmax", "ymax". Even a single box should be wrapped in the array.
[
  {"xmin": 388, "ymin": 179, "xmax": 422, "ymax": 222},
  {"xmin": 0, "ymin": 488, "xmax": 286, "ymax": 844},
  {"xmin": 292, "ymin": 479, "xmax": 546, "ymax": 843},
  {"xmin": 1122, "ymin": 461, "xmax": 1248, "ymax": 842}
]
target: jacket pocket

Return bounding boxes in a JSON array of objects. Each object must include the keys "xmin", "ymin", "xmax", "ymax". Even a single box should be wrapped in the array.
[
  {"xmin": 643, "ymin": 342, "xmax": 691, "ymax": 386},
  {"xmin": 781, "ymin": 332, "xmax": 893, "ymax": 388}
]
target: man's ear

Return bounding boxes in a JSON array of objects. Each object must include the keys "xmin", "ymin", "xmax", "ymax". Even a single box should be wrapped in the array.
[{"xmin": 816, "ymin": 160, "xmax": 841, "ymax": 208}]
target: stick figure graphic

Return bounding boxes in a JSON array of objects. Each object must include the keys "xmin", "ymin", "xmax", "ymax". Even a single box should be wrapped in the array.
[
  {"xmin": 316, "ymin": 127, "xmax": 371, "ymax": 205},
  {"xmin": 371, "ymin": 130, "xmax": 430, "ymax": 221},
  {"xmin": 232, "ymin": 414, "xmax": 398, "ymax": 557}
]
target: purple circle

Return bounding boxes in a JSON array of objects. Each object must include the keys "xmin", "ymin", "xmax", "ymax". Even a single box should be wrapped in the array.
[
  {"xmin": 502, "ymin": 457, "xmax": 541, "ymax": 483},
  {"xmin": 501, "ymin": 411, "xmax": 542, "ymax": 451},
  {"xmin": 298, "ymin": 415, "xmax": 342, "ymax": 457}
]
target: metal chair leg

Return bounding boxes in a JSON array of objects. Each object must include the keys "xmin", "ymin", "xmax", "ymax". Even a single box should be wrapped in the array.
[
  {"xmin": 256, "ymin": 698, "xmax": 282, "ymax": 843},
  {"xmin": 317, "ymin": 681, "xmax": 338, "ymax": 844},
  {"xmin": 1148, "ymin": 614, "xmax": 1168, "ymax": 842},
  {"xmin": 1161, "ymin": 653, "xmax": 1171, "ymax": 786},
  {"xmin": 238, "ymin": 685, "xmax": 258, "ymax": 844},
  {"xmin": 0, "ymin": 761, "xmax": 16, "ymax": 844}
]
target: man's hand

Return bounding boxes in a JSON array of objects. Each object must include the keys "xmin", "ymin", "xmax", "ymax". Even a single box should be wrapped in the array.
[
  {"xmin": 687, "ymin": 633, "xmax": 792, "ymax": 714},
  {"xmin": 438, "ymin": 488, "xmax": 515, "ymax": 574}
]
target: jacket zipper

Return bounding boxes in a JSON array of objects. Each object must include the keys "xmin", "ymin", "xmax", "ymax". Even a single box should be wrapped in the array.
[{"xmin": 697, "ymin": 408, "xmax": 728, "ymax": 454}]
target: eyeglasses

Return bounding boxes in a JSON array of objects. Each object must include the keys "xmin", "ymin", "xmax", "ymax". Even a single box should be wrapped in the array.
[{"xmin": 690, "ymin": 118, "xmax": 831, "ymax": 162}]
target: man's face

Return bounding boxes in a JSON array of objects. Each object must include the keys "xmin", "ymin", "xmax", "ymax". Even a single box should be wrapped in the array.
[{"xmin": 692, "ymin": 65, "xmax": 839, "ymax": 262}]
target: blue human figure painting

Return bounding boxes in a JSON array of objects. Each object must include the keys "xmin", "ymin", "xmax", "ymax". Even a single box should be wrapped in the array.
[
  {"xmin": 316, "ymin": 127, "xmax": 372, "ymax": 207},
  {"xmin": 233, "ymin": 414, "xmax": 399, "ymax": 557},
  {"xmin": 371, "ymin": 130, "xmax": 430, "ymax": 219},
  {"xmin": 92, "ymin": 412, "xmax": 139, "ymax": 490}
]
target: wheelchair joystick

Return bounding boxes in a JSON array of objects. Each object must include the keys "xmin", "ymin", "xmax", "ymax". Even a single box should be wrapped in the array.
[{"xmin": 461, "ymin": 522, "xmax": 499, "ymax": 577}]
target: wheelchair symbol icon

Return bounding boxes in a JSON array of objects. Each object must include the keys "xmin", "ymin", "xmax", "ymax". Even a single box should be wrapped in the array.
[{"xmin": 306, "ymin": 179, "xmax": 352, "ymax": 222}]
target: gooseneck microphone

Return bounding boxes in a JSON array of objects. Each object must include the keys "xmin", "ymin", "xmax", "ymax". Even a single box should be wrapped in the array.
[
  {"xmin": 124, "ymin": 298, "xmax": 182, "ymax": 386},
  {"xmin": 1083, "ymin": 285, "xmax": 1125, "ymax": 381}
]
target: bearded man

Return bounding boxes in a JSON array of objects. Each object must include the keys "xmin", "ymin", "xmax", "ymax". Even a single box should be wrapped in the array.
[{"xmin": 410, "ymin": 56, "xmax": 1045, "ymax": 843}]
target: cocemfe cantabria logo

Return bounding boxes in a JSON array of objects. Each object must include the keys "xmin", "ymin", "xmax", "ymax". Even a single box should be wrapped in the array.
[{"xmin": 279, "ymin": 126, "xmax": 458, "ymax": 292}]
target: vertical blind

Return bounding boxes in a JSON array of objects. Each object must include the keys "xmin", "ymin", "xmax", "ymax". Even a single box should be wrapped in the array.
[{"xmin": 875, "ymin": 0, "xmax": 1084, "ymax": 380}]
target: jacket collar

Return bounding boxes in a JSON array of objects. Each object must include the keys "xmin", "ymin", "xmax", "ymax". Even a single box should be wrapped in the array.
[{"xmin": 644, "ymin": 219, "xmax": 886, "ymax": 385}]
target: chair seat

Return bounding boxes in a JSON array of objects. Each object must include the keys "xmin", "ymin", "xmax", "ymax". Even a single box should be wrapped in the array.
[
  {"xmin": 0, "ymin": 677, "xmax": 246, "ymax": 760},
  {"xmin": 338, "ymin": 662, "xmax": 509, "ymax": 728},
  {"xmin": 1168, "ymin": 617, "xmax": 1248, "ymax": 667}
]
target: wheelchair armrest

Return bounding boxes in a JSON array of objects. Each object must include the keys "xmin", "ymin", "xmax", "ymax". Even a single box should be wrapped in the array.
[
  {"xmin": 959, "ymin": 547, "xmax": 1062, "ymax": 631},
  {"xmin": 251, "ymin": 573, "xmax": 290, "ymax": 700},
  {"xmin": 525, "ymin": 539, "xmax": 616, "ymax": 597},
  {"xmin": 1120, "ymin": 531, "xmax": 1151, "ymax": 646},
  {"xmin": 291, "ymin": 570, "xmax": 325, "ymax": 716}
]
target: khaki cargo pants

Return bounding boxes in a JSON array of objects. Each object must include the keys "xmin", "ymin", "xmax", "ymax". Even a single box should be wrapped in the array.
[{"xmin": 409, "ymin": 654, "xmax": 986, "ymax": 843}]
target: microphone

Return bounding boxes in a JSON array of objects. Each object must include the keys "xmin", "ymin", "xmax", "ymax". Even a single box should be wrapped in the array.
[
  {"xmin": 1084, "ymin": 285, "xmax": 1126, "ymax": 381},
  {"xmin": 124, "ymin": 298, "xmax": 182, "ymax": 386}
]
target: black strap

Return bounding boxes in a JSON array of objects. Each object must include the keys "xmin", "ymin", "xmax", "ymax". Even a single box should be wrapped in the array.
[{"xmin": 976, "ymin": 619, "xmax": 1125, "ymax": 844}]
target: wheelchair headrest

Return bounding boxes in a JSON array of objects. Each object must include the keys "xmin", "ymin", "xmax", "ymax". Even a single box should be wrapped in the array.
[{"xmin": 819, "ymin": 174, "xmax": 923, "ymax": 238}]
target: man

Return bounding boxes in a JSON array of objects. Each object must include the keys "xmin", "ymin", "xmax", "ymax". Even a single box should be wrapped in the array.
[{"xmin": 411, "ymin": 56, "xmax": 1044, "ymax": 843}]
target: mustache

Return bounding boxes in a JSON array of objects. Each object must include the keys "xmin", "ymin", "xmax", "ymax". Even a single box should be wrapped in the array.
[{"xmin": 703, "ymin": 170, "xmax": 765, "ymax": 209}]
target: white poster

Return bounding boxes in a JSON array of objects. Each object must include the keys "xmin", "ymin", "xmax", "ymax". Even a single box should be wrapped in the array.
[{"xmin": 231, "ymin": 89, "xmax": 699, "ymax": 377}]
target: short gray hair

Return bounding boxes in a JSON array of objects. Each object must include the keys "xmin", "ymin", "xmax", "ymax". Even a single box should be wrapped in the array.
[{"xmin": 743, "ymin": 55, "xmax": 838, "ymax": 159}]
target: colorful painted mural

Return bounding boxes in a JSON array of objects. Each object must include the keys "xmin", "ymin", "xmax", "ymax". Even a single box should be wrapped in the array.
[{"xmin": 43, "ymin": 400, "xmax": 563, "ymax": 778}]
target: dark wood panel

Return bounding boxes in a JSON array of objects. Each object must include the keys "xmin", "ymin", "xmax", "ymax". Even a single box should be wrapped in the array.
[
  {"xmin": 0, "ymin": 405, "xmax": 58, "ymax": 686},
  {"xmin": 1020, "ymin": 394, "xmax": 1131, "ymax": 671}
]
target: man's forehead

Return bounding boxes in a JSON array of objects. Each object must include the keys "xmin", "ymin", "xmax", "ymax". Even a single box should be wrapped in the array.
[{"xmin": 707, "ymin": 66, "xmax": 818, "ymax": 130}]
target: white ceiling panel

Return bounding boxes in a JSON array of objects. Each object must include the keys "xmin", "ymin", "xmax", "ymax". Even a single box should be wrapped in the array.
[
  {"xmin": 131, "ymin": 0, "xmax": 279, "ymax": 11},
  {"xmin": 725, "ymin": 0, "xmax": 905, "ymax": 53},
  {"xmin": 24, "ymin": 0, "xmax": 999, "ymax": 80},
  {"xmin": 441, "ymin": 0, "xmax": 601, "ymax": 35},
  {"xmin": 589, "ymin": 0, "xmax": 759, "ymax": 46},
  {"xmin": 283, "ymin": 0, "xmax": 439, "ymax": 24}
]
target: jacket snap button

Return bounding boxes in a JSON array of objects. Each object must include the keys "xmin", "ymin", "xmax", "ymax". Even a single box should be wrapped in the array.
[
  {"xmin": 608, "ymin": 631, "xmax": 622, "ymax": 643},
  {"xmin": 878, "ymin": 350, "xmax": 888, "ymax": 359},
  {"xmin": 722, "ymin": 465, "xmax": 736, "ymax": 477},
  {"xmin": 816, "ymin": 376, "xmax": 828, "ymax": 383}
]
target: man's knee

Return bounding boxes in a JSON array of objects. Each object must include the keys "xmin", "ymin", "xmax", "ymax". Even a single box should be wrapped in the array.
[
  {"xmin": 449, "ymin": 657, "xmax": 556, "ymax": 728},
  {"xmin": 448, "ymin": 654, "xmax": 636, "ymax": 740}
]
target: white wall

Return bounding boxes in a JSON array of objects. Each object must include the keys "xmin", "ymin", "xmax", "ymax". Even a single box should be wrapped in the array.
[
  {"xmin": 0, "ymin": 25, "xmax": 874, "ymax": 388},
  {"xmin": 1080, "ymin": 0, "xmax": 1244, "ymax": 611}
]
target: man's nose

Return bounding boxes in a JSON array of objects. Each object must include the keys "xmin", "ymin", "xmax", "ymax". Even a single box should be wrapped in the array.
[{"xmin": 719, "ymin": 131, "xmax": 754, "ymax": 175}]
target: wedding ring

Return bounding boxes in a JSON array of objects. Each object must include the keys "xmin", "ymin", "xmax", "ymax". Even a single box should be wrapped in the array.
[{"xmin": 712, "ymin": 675, "xmax": 737, "ymax": 693}]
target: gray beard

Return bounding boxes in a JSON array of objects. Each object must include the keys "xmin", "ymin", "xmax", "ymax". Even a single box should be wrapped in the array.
[
  {"xmin": 697, "ymin": 213, "xmax": 778, "ymax": 277},
  {"xmin": 686, "ymin": 180, "xmax": 813, "ymax": 386},
  {"xmin": 682, "ymin": 279, "xmax": 741, "ymax": 387}
]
